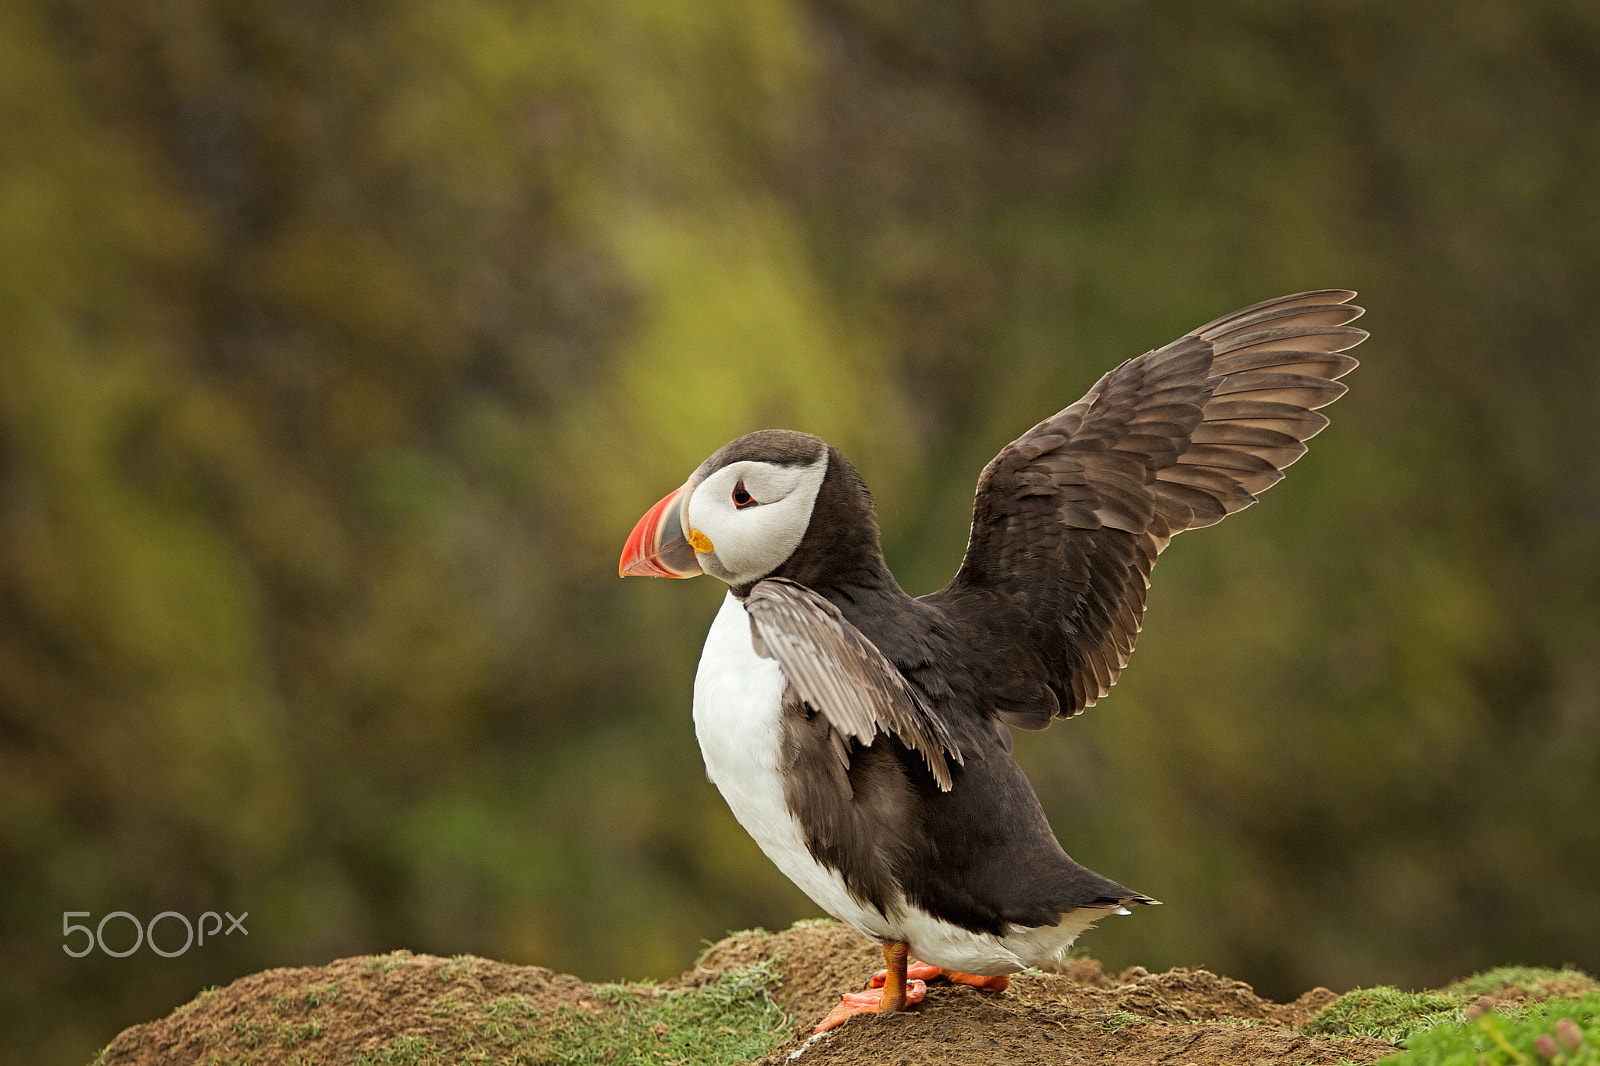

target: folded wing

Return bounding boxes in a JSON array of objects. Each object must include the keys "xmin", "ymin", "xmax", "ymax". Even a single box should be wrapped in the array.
[{"xmin": 745, "ymin": 578, "xmax": 965, "ymax": 790}]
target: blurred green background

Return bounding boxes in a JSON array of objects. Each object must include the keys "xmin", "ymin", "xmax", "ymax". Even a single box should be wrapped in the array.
[{"xmin": 4, "ymin": 0, "xmax": 1598, "ymax": 1062}]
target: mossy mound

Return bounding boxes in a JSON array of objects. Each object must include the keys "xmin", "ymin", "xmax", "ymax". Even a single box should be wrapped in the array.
[{"xmin": 93, "ymin": 922, "xmax": 1598, "ymax": 1066}]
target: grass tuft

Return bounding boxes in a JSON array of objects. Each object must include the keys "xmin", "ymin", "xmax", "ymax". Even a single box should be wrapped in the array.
[
  {"xmin": 303, "ymin": 981, "xmax": 341, "ymax": 1008},
  {"xmin": 439, "ymin": 955, "xmax": 476, "ymax": 982},
  {"xmin": 1096, "ymin": 1009, "xmax": 1144, "ymax": 1032},
  {"xmin": 275, "ymin": 1017, "xmax": 325, "ymax": 1048},
  {"xmin": 172, "ymin": 986, "xmax": 220, "ymax": 1015},
  {"xmin": 353, "ymin": 1033, "xmax": 441, "ymax": 1065},
  {"xmin": 364, "ymin": 953, "xmax": 413, "ymax": 979}
]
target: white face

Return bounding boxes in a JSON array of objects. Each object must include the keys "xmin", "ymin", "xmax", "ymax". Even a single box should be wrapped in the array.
[{"xmin": 685, "ymin": 454, "xmax": 829, "ymax": 586}]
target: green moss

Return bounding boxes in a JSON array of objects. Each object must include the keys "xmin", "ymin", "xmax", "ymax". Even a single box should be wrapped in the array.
[
  {"xmin": 472, "ymin": 960, "xmax": 788, "ymax": 1066},
  {"xmin": 1447, "ymin": 968, "xmax": 1593, "ymax": 1000},
  {"xmin": 1380, "ymin": 992, "xmax": 1600, "ymax": 1065},
  {"xmin": 1304, "ymin": 986, "xmax": 1467, "ymax": 1043},
  {"xmin": 1304, "ymin": 967, "xmax": 1600, "ymax": 1063}
]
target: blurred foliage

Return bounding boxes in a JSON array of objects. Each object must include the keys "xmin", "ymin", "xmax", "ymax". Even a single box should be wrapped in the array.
[{"xmin": 2, "ymin": 1, "xmax": 1598, "ymax": 1063}]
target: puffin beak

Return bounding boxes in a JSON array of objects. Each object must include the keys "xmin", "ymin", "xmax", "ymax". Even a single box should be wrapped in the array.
[{"xmin": 620, "ymin": 482, "xmax": 703, "ymax": 578}]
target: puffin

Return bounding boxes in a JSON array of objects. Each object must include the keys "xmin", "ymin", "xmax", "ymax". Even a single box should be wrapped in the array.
[{"xmin": 619, "ymin": 290, "xmax": 1366, "ymax": 1030}]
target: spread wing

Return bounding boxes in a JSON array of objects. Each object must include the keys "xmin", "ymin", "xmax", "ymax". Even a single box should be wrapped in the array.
[
  {"xmin": 744, "ymin": 578, "xmax": 964, "ymax": 790},
  {"xmin": 922, "ymin": 289, "xmax": 1367, "ymax": 727}
]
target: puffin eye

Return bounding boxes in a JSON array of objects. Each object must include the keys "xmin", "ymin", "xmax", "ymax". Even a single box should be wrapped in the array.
[{"xmin": 732, "ymin": 480, "xmax": 755, "ymax": 509}]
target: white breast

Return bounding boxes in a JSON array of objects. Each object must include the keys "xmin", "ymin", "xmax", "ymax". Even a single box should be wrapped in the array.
[
  {"xmin": 693, "ymin": 593, "xmax": 897, "ymax": 940},
  {"xmin": 691, "ymin": 591, "xmax": 1119, "ymax": 975}
]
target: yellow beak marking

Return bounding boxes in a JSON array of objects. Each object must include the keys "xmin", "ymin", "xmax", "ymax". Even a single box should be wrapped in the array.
[{"xmin": 687, "ymin": 528, "xmax": 714, "ymax": 554}]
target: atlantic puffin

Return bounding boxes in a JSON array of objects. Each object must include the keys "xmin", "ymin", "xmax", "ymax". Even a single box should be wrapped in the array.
[{"xmin": 619, "ymin": 290, "xmax": 1365, "ymax": 1030}]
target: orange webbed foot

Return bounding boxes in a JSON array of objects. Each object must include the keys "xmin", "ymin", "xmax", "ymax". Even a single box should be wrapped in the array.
[
  {"xmin": 871, "ymin": 961, "xmax": 1011, "ymax": 992},
  {"xmin": 813, "ymin": 979, "xmax": 927, "ymax": 1032}
]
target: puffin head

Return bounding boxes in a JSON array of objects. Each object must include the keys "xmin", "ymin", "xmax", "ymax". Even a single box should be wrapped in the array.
[{"xmin": 620, "ymin": 429, "xmax": 834, "ymax": 588}]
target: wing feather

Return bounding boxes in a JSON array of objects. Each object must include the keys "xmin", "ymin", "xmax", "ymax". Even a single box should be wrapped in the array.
[
  {"xmin": 922, "ymin": 290, "xmax": 1366, "ymax": 726},
  {"xmin": 745, "ymin": 578, "xmax": 964, "ymax": 790}
]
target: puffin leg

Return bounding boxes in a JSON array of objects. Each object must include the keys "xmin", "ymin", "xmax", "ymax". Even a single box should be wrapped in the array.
[
  {"xmin": 872, "ymin": 959, "xmax": 1011, "ymax": 993},
  {"xmin": 812, "ymin": 940, "xmax": 926, "ymax": 1032},
  {"xmin": 879, "ymin": 940, "xmax": 910, "ymax": 1012}
]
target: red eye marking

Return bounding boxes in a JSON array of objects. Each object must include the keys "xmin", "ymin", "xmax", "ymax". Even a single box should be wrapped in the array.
[{"xmin": 732, "ymin": 481, "xmax": 755, "ymax": 508}]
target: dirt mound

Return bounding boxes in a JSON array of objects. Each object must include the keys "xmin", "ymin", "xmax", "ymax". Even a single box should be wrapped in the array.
[
  {"xmin": 704, "ymin": 923, "xmax": 1391, "ymax": 1066},
  {"xmin": 94, "ymin": 922, "xmax": 1428, "ymax": 1065},
  {"xmin": 96, "ymin": 951, "xmax": 598, "ymax": 1065}
]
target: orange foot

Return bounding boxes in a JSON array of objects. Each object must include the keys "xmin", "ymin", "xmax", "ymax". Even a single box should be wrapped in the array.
[
  {"xmin": 814, "ymin": 979, "xmax": 928, "ymax": 1032},
  {"xmin": 871, "ymin": 961, "xmax": 1011, "ymax": 993}
]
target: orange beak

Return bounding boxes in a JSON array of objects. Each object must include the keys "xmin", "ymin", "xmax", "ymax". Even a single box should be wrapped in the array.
[{"xmin": 619, "ymin": 483, "xmax": 703, "ymax": 578}]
